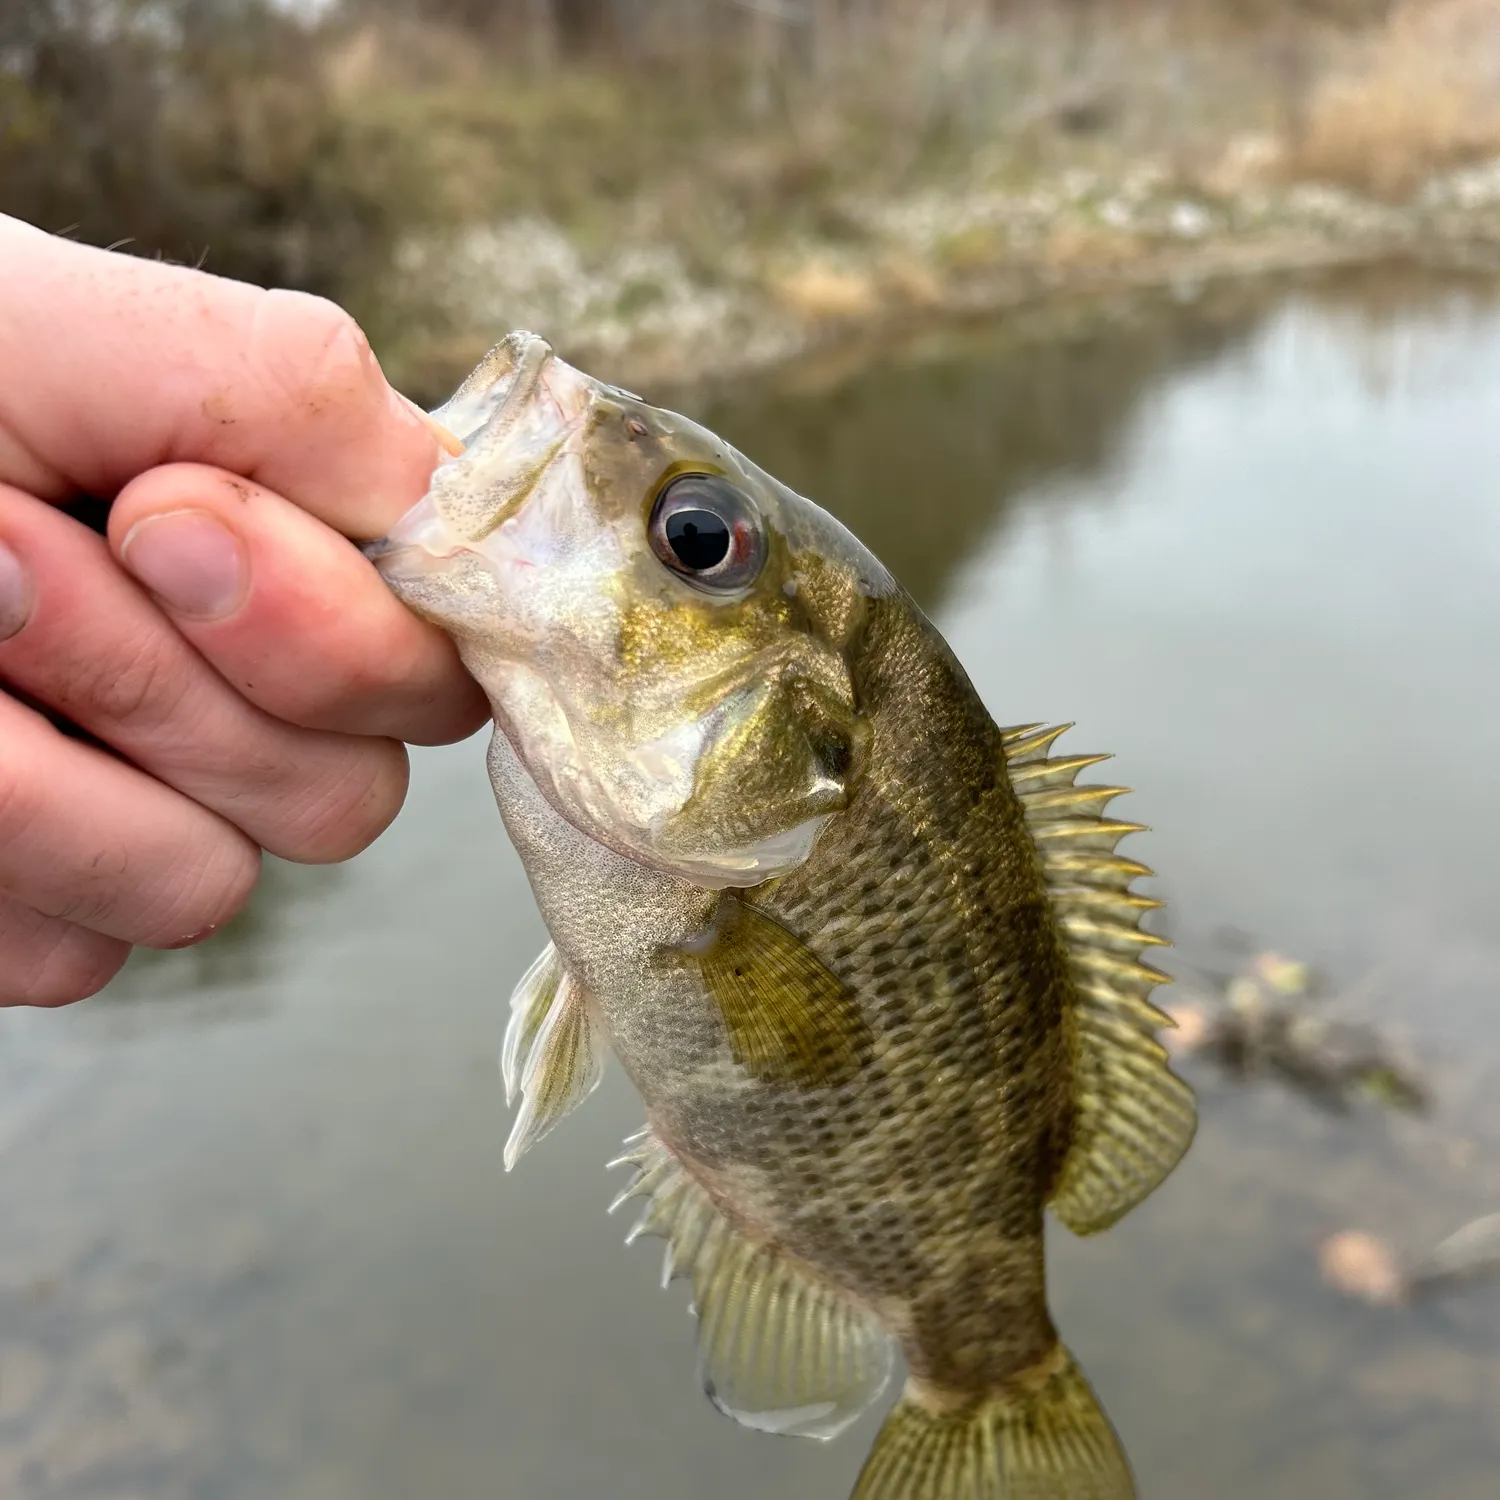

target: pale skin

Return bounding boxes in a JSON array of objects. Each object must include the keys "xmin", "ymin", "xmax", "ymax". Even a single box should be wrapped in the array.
[{"xmin": 0, "ymin": 214, "xmax": 489, "ymax": 1005}]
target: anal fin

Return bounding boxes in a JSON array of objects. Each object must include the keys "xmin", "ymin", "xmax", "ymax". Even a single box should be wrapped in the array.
[{"xmin": 610, "ymin": 1128, "xmax": 893, "ymax": 1439}]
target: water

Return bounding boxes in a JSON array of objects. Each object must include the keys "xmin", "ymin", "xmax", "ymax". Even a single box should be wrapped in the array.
[{"xmin": 4, "ymin": 269, "xmax": 1500, "ymax": 1499}]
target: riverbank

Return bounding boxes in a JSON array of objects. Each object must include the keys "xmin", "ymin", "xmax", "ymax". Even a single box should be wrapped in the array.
[
  {"xmin": 343, "ymin": 0, "xmax": 1500, "ymax": 400},
  {"xmin": 378, "ymin": 148, "xmax": 1500, "ymax": 403},
  {"xmin": 10, "ymin": 0, "xmax": 1500, "ymax": 403}
]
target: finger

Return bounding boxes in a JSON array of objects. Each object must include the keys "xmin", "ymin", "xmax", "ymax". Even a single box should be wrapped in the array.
[
  {"xmin": 0, "ymin": 692, "xmax": 260, "ymax": 947},
  {"xmin": 110, "ymin": 463, "xmax": 488, "ymax": 744},
  {"xmin": 0, "ymin": 893, "xmax": 130, "ymax": 1007},
  {"xmin": 0, "ymin": 487, "xmax": 411, "ymax": 862},
  {"xmin": 0, "ymin": 215, "xmax": 443, "ymax": 537}
]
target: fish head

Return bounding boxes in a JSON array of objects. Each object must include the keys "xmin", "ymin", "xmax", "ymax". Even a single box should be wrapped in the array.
[{"xmin": 370, "ymin": 332, "xmax": 889, "ymax": 888}]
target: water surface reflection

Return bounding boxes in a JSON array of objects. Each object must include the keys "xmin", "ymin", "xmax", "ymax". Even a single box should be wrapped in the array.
[{"xmin": 2, "ymin": 269, "xmax": 1498, "ymax": 1500}]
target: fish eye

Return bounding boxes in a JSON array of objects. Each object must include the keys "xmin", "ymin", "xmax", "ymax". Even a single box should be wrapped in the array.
[{"xmin": 648, "ymin": 474, "xmax": 765, "ymax": 593}]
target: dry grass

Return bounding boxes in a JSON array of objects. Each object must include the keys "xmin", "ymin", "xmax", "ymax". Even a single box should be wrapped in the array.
[
  {"xmin": 5, "ymin": 0, "xmax": 1500, "ymax": 397},
  {"xmin": 0, "ymin": 1, "xmax": 441, "ymax": 297},
  {"xmin": 1289, "ymin": 0, "xmax": 1500, "ymax": 199}
]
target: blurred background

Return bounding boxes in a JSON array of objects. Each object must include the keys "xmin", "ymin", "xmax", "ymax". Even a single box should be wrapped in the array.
[
  {"xmin": 3, "ymin": 3, "xmax": 1500, "ymax": 1498},
  {"xmin": 7, "ymin": 0, "xmax": 1500, "ymax": 396}
]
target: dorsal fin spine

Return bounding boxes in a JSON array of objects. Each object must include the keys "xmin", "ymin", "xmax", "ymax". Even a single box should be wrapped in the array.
[
  {"xmin": 1041, "ymin": 851, "xmax": 1155, "ymax": 889},
  {"xmin": 1000, "ymin": 722, "xmax": 1074, "ymax": 763},
  {"xmin": 1059, "ymin": 912, "xmax": 1170, "ymax": 954},
  {"xmin": 1006, "ymin": 753, "xmax": 1112, "ymax": 789}
]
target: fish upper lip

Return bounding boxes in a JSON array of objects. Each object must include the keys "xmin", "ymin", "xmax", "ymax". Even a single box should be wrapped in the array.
[
  {"xmin": 433, "ymin": 330, "xmax": 554, "ymax": 448},
  {"xmin": 365, "ymin": 334, "xmax": 582, "ymax": 562}
]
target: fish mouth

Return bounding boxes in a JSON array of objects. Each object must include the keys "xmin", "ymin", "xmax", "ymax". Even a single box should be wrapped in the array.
[
  {"xmin": 363, "ymin": 331, "xmax": 588, "ymax": 575},
  {"xmin": 431, "ymin": 329, "xmax": 554, "ymax": 450}
]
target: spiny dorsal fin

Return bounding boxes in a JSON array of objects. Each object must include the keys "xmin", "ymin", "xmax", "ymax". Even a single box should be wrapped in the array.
[
  {"xmin": 1001, "ymin": 724, "xmax": 1197, "ymax": 1236},
  {"xmin": 671, "ymin": 898, "xmax": 871, "ymax": 1090},
  {"xmin": 501, "ymin": 944, "xmax": 607, "ymax": 1171},
  {"xmin": 609, "ymin": 1128, "xmax": 893, "ymax": 1438}
]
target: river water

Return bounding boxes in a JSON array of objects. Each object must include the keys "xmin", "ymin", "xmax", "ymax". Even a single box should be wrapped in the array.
[{"xmin": 2, "ymin": 268, "xmax": 1498, "ymax": 1499}]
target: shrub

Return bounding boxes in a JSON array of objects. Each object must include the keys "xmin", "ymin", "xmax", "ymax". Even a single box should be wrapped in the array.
[
  {"xmin": 1290, "ymin": 0, "xmax": 1500, "ymax": 199},
  {"xmin": 0, "ymin": 0, "xmax": 430, "ymax": 297}
]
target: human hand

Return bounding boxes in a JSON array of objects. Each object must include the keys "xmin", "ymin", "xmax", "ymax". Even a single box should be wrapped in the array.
[{"xmin": 0, "ymin": 215, "xmax": 488, "ymax": 1005}]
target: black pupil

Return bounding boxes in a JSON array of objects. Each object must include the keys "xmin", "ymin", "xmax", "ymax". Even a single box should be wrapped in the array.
[{"xmin": 664, "ymin": 508, "xmax": 731, "ymax": 571}]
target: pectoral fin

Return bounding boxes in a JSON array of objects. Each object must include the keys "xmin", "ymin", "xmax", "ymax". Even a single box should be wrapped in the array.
[
  {"xmin": 674, "ymin": 898, "xmax": 870, "ymax": 1090},
  {"xmin": 501, "ymin": 944, "xmax": 607, "ymax": 1171},
  {"xmin": 501, "ymin": 943, "xmax": 564, "ymax": 1106},
  {"xmin": 610, "ymin": 1129, "xmax": 893, "ymax": 1439},
  {"xmin": 1004, "ymin": 723, "xmax": 1197, "ymax": 1234}
]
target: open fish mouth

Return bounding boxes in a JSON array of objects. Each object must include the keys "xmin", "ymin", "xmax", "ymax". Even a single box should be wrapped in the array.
[
  {"xmin": 363, "ymin": 331, "xmax": 590, "ymax": 574},
  {"xmin": 430, "ymin": 329, "xmax": 554, "ymax": 450}
]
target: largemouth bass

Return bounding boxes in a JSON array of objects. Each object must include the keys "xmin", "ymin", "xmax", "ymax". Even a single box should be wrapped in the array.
[{"xmin": 369, "ymin": 332, "xmax": 1196, "ymax": 1500}]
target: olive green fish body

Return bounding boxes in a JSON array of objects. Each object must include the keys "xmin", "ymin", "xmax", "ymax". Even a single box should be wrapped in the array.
[
  {"xmin": 496, "ymin": 590, "xmax": 1071, "ymax": 1398},
  {"xmin": 749, "ymin": 596, "xmax": 1074, "ymax": 1398},
  {"xmin": 372, "ymin": 333, "xmax": 1198, "ymax": 1499}
]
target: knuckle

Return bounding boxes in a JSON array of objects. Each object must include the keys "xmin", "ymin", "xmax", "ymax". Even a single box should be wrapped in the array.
[
  {"xmin": 300, "ymin": 634, "xmax": 423, "ymax": 732},
  {"xmin": 256, "ymin": 289, "xmax": 373, "ymax": 419},
  {"xmin": 53, "ymin": 830, "xmax": 259, "ymax": 950},
  {"xmin": 257, "ymin": 613, "xmax": 481, "ymax": 744},
  {"xmin": 0, "ymin": 908, "xmax": 128, "ymax": 1007},
  {"xmin": 53, "ymin": 881, "xmax": 123, "ymax": 931},
  {"xmin": 268, "ymin": 742, "xmax": 408, "ymax": 864},
  {"xmin": 253, "ymin": 662, "xmax": 365, "ymax": 734},
  {"xmin": 59, "ymin": 626, "xmax": 186, "ymax": 731},
  {"xmin": 45, "ymin": 844, "xmax": 141, "ymax": 932},
  {"xmin": 31, "ymin": 940, "xmax": 130, "ymax": 1006},
  {"xmin": 0, "ymin": 757, "xmax": 38, "ymax": 845},
  {"xmin": 327, "ymin": 642, "xmax": 404, "ymax": 707}
]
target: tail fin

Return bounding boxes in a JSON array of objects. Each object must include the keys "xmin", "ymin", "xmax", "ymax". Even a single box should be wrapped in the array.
[{"xmin": 851, "ymin": 1346, "xmax": 1134, "ymax": 1500}]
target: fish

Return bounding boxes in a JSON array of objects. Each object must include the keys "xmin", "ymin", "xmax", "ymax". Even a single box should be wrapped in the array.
[{"xmin": 368, "ymin": 331, "xmax": 1197, "ymax": 1500}]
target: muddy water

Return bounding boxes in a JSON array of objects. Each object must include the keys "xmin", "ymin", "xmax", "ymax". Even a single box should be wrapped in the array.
[{"xmin": 3, "ymin": 269, "xmax": 1499, "ymax": 1499}]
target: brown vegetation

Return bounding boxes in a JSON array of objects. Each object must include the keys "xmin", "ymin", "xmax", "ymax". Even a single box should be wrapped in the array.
[
  {"xmin": 1289, "ymin": 0, "xmax": 1500, "ymax": 199},
  {"xmin": 3, "ymin": 1, "xmax": 1498, "ymax": 394},
  {"xmin": 0, "ymin": 1, "xmax": 442, "ymax": 297}
]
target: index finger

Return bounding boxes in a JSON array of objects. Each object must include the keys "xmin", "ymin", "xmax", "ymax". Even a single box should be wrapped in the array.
[{"xmin": 0, "ymin": 215, "xmax": 445, "ymax": 539}]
